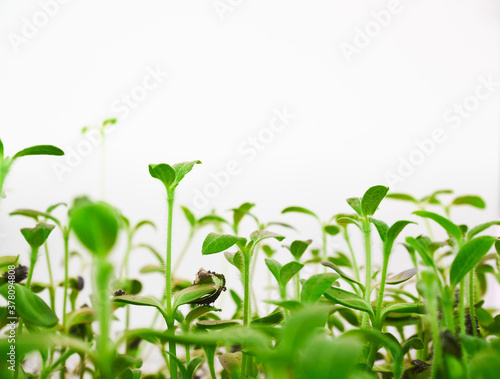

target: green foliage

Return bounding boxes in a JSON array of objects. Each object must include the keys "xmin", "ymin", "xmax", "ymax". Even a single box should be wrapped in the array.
[{"xmin": 2, "ymin": 147, "xmax": 500, "ymax": 379}]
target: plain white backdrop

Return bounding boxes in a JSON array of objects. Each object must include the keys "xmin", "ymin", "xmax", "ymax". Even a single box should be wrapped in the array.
[{"xmin": 0, "ymin": 1, "xmax": 499, "ymax": 366}]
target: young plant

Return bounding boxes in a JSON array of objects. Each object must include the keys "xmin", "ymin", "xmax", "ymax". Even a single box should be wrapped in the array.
[
  {"xmin": 69, "ymin": 198, "xmax": 121, "ymax": 378},
  {"xmin": 148, "ymin": 160, "xmax": 201, "ymax": 378},
  {"xmin": 0, "ymin": 139, "xmax": 64, "ymax": 206},
  {"xmin": 202, "ymin": 230, "xmax": 285, "ymax": 378},
  {"xmin": 343, "ymin": 185, "xmax": 389, "ymax": 328},
  {"xmin": 81, "ymin": 118, "xmax": 117, "ymax": 200},
  {"xmin": 281, "ymin": 206, "xmax": 340, "ymax": 264}
]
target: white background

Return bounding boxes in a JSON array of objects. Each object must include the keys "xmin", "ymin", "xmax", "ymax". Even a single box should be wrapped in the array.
[{"xmin": 0, "ymin": 0, "xmax": 499, "ymax": 364}]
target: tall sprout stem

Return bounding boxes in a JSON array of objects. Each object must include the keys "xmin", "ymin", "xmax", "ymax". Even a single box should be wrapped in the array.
[
  {"xmin": 94, "ymin": 256, "xmax": 112, "ymax": 378},
  {"xmin": 469, "ymin": 270, "xmax": 477, "ymax": 336},
  {"xmin": 344, "ymin": 228, "xmax": 360, "ymax": 283},
  {"xmin": 361, "ymin": 221, "xmax": 372, "ymax": 329},
  {"xmin": 172, "ymin": 229, "xmax": 195, "ymax": 275},
  {"xmin": 26, "ymin": 246, "xmax": 38, "ymax": 289},
  {"xmin": 165, "ymin": 193, "xmax": 177, "ymax": 379},
  {"xmin": 426, "ymin": 284, "xmax": 443, "ymax": 379},
  {"xmin": 241, "ymin": 249, "xmax": 252, "ymax": 378},
  {"xmin": 44, "ymin": 243, "xmax": 56, "ymax": 310},
  {"xmin": 62, "ymin": 232, "xmax": 70, "ymax": 329}
]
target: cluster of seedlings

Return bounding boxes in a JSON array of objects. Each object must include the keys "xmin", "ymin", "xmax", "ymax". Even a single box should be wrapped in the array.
[{"xmin": 0, "ymin": 137, "xmax": 499, "ymax": 379}]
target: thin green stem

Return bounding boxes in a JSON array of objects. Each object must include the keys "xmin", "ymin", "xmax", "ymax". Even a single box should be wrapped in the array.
[
  {"xmin": 295, "ymin": 273, "xmax": 301, "ymax": 301},
  {"xmin": 459, "ymin": 281, "xmax": 466, "ymax": 335},
  {"xmin": 41, "ymin": 349, "xmax": 75, "ymax": 379},
  {"xmin": 95, "ymin": 257, "xmax": 112, "ymax": 378},
  {"xmin": 344, "ymin": 228, "xmax": 360, "ymax": 283},
  {"xmin": 426, "ymin": 284, "xmax": 443, "ymax": 379},
  {"xmin": 361, "ymin": 221, "xmax": 372, "ymax": 329},
  {"xmin": 44, "ymin": 243, "xmax": 56, "ymax": 310},
  {"xmin": 166, "ymin": 193, "xmax": 177, "ymax": 379},
  {"xmin": 469, "ymin": 270, "xmax": 477, "ymax": 337},
  {"xmin": 26, "ymin": 246, "xmax": 38, "ymax": 289},
  {"xmin": 241, "ymin": 250, "xmax": 252, "ymax": 378},
  {"xmin": 322, "ymin": 226, "xmax": 327, "ymax": 272},
  {"xmin": 62, "ymin": 232, "xmax": 69, "ymax": 329},
  {"xmin": 100, "ymin": 130, "xmax": 106, "ymax": 201},
  {"xmin": 375, "ymin": 255, "xmax": 389, "ymax": 329},
  {"xmin": 172, "ymin": 228, "xmax": 195, "ymax": 275}
]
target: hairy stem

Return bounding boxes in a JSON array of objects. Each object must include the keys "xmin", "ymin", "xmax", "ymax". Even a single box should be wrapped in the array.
[{"xmin": 469, "ymin": 270, "xmax": 477, "ymax": 337}]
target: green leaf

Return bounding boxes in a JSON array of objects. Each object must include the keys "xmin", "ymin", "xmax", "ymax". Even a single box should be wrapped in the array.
[
  {"xmin": 371, "ymin": 218, "xmax": 389, "ymax": 242},
  {"xmin": 280, "ymin": 261, "xmax": 304, "ymax": 286},
  {"xmin": 21, "ymin": 222, "xmax": 55, "ymax": 249},
  {"xmin": 346, "ymin": 198, "xmax": 362, "ymax": 216},
  {"xmin": 384, "ymin": 221, "xmax": 415, "ymax": 258},
  {"xmin": 13, "ymin": 145, "xmax": 64, "ymax": 160},
  {"xmin": 265, "ymin": 258, "xmax": 282, "ymax": 284},
  {"xmin": 0, "ymin": 255, "xmax": 19, "ymax": 270},
  {"xmin": 172, "ymin": 160, "xmax": 202, "ymax": 188},
  {"xmin": 251, "ymin": 308, "xmax": 284, "ymax": 326},
  {"xmin": 198, "ymin": 214, "xmax": 229, "ymax": 225},
  {"xmin": 301, "ymin": 273, "xmax": 339, "ymax": 304},
  {"xmin": 0, "ymin": 283, "xmax": 58, "ymax": 327},
  {"xmin": 165, "ymin": 351, "xmax": 188, "ymax": 379},
  {"xmin": 361, "ymin": 185, "xmax": 389, "ymax": 217},
  {"xmin": 450, "ymin": 236, "xmax": 497, "ymax": 287},
  {"xmin": 187, "ymin": 357, "xmax": 204, "ymax": 379},
  {"xmin": 402, "ymin": 337, "xmax": 424, "ymax": 356},
  {"xmin": 70, "ymin": 201, "xmax": 120, "ymax": 256},
  {"xmin": 265, "ymin": 300, "xmax": 303, "ymax": 312},
  {"xmin": 413, "ymin": 210, "xmax": 462, "ymax": 242},
  {"xmin": 386, "ymin": 193, "xmax": 418, "ymax": 203},
  {"xmin": 281, "ymin": 206, "xmax": 319, "ymax": 220},
  {"xmin": 341, "ymin": 329, "xmax": 403, "ymax": 378},
  {"xmin": 385, "ymin": 268, "xmax": 418, "ymax": 285},
  {"xmin": 196, "ymin": 320, "xmax": 241, "ymax": 330},
  {"xmin": 452, "ymin": 195, "xmax": 486, "ymax": 209},
  {"xmin": 405, "ymin": 237, "xmax": 436, "ymax": 268},
  {"xmin": 0, "ymin": 138, "xmax": 3, "ymax": 159},
  {"xmin": 249, "ymin": 230, "xmax": 285, "ymax": 245},
  {"xmin": 10, "ymin": 208, "xmax": 61, "ymax": 228},
  {"xmin": 113, "ymin": 295, "xmax": 166, "ymax": 319},
  {"xmin": 232, "ymin": 202, "xmax": 255, "ymax": 231},
  {"xmin": 219, "ymin": 352, "xmax": 242, "ymax": 379},
  {"xmin": 185, "ymin": 306, "xmax": 220, "ymax": 326},
  {"xmin": 148, "ymin": 163, "xmax": 176, "ymax": 189},
  {"xmin": 324, "ymin": 287, "xmax": 374, "ymax": 318},
  {"xmin": 173, "ymin": 281, "xmax": 223, "ymax": 309},
  {"xmin": 287, "ymin": 239, "xmax": 312, "ymax": 261},
  {"xmin": 467, "ymin": 221, "xmax": 500, "ymax": 240},
  {"xmin": 322, "ymin": 261, "xmax": 365, "ymax": 292},
  {"xmin": 202, "ymin": 233, "xmax": 246, "ymax": 255},
  {"xmin": 324, "ymin": 225, "xmax": 340, "ymax": 236},
  {"xmin": 133, "ymin": 220, "xmax": 156, "ymax": 233},
  {"xmin": 181, "ymin": 206, "xmax": 196, "ymax": 228},
  {"xmin": 380, "ymin": 303, "xmax": 425, "ymax": 322}
]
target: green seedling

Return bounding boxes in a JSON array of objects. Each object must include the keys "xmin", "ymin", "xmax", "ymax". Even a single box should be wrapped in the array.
[
  {"xmin": 148, "ymin": 160, "xmax": 200, "ymax": 378},
  {"xmin": 81, "ymin": 118, "xmax": 117, "ymax": 200},
  {"xmin": 0, "ymin": 139, "xmax": 64, "ymax": 207}
]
